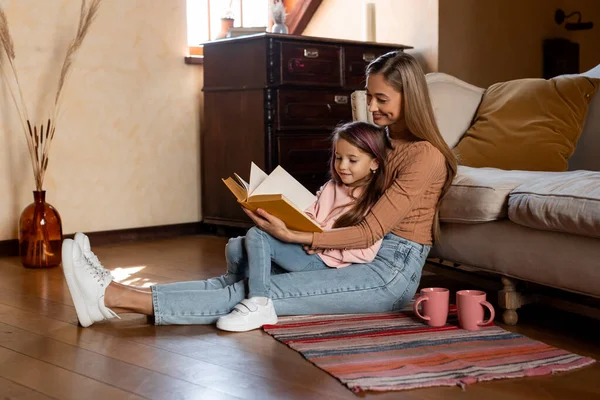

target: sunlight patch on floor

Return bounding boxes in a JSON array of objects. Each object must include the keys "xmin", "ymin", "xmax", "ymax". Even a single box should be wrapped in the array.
[{"xmin": 110, "ymin": 265, "xmax": 157, "ymax": 287}]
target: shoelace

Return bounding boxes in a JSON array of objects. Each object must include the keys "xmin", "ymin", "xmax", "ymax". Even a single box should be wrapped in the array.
[
  {"xmin": 84, "ymin": 251, "xmax": 114, "ymax": 282},
  {"xmin": 85, "ymin": 251, "xmax": 103, "ymax": 269}
]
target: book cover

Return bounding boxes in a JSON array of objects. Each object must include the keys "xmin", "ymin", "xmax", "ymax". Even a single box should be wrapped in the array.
[{"xmin": 222, "ymin": 163, "xmax": 323, "ymax": 232}]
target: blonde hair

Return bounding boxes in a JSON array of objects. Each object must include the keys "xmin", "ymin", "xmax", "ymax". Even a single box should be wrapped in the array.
[{"xmin": 366, "ymin": 52, "xmax": 457, "ymax": 242}]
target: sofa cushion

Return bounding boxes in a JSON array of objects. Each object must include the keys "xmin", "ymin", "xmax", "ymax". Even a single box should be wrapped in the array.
[
  {"xmin": 454, "ymin": 76, "xmax": 599, "ymax": 171},
  {"xmin": 508, "ymin": 171, "xmax": 600, "ymax": 239},
  {"xmin": 426, "ymin": 73, "xmax": 484, "ymax": 148},
  {"xmin": 440, "ymin": 166, "xmax": 553, "ymax": 223}
]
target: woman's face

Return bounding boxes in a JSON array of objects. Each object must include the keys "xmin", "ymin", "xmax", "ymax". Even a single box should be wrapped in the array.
[{"xmin": 365, "ymin": 72, "xmax": 402, "ymax": 127}]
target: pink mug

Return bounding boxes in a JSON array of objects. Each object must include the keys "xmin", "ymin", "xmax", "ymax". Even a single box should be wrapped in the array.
[
  {"xmin": 413, "ymin": 288, "xmax": 449, "ymax": 327},
  {"xmin": 456, "ymin": 290, "xmax": 495, "ymax": 331}
]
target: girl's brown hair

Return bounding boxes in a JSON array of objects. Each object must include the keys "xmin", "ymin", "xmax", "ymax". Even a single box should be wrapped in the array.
[
  {"xmin": 329, "ymin": 121, "xmax": 392, "ymax": 228},
  {"xmin": 366, "ymin": 52, "xmax": 458, "ymax": 242}
]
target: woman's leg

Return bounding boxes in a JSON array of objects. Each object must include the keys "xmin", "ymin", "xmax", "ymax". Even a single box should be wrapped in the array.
[
  {"xmin": 245, "ymin": 227, "xmax": 328, "ymax": 299},
  {"xmin": 101, "ymin": 234, "xmax": 428, "ymax": 325},
  {"xmin": 101, "ymin": 237, "xmax": 250, "ymax": 294},
  {"xmin": 145, "ymin": 236, "xmax": 249, "ymax": 294},
  {"xmin": 104, "ymin": 283, "xmax": 154, "ymax": 315},
  {"xmin": 269, "ymin": 235, "xmax": 430, "ymax": 316}
]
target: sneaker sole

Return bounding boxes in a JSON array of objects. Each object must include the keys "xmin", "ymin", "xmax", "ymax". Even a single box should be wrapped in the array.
[
  {"xmin": 216, "ymin": 315, "xmax": 278, "ymax": 332},
  {"xmin": 61, "ymin": 239, "xmax": 93, "ymax": 328}
]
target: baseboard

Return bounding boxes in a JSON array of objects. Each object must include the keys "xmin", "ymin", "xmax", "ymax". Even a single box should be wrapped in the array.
[
  {"xmin": 0, "ymin": 221, "xmax": 214, "ymax": 258},
  {"xmin": 0, "ymin": 240, "xmax": 18, "ymax": 258}
]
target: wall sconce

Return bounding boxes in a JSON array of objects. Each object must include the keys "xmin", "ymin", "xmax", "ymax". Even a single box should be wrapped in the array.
[{"xmin": 555, "ymin": 9, "xmax": 594, "ymax": 30}]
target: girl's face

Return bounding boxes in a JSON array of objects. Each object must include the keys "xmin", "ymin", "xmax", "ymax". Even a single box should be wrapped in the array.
[
  {"xmin": 334, "ymin": 138, "xmax": 379, "ymax": 186},
  {"xmin": 365, "ymin": 72, "xmax": 403, "ymax": 127}
]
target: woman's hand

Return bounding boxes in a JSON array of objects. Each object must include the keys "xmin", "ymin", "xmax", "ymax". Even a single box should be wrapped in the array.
[
  {"xmin": 242, "ymin": 208, "xmax": 313, "ymax": 245},
  {"xmin": 303, "ymin": 245, "xmax": 324, "ymax": 255}
]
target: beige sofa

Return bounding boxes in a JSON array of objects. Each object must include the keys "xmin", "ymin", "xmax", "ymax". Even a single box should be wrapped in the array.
[
  {"xmin": 352, "ymin": 65, "xmax": 600, "ymax": 325},
  {"xmin": 427, "ymin": 66, "xmax": 600, "ymax": 324}
]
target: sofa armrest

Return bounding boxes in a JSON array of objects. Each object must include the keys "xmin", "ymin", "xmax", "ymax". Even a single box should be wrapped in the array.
[{"xmin": 351, "ymin": 91, "xmax": 374, "ymax": 124}]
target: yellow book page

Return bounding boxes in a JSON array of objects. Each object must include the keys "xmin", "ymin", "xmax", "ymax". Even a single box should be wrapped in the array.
[{"xmin": 244, "ymin": 194, "xmax": 323, "ymax": 233}]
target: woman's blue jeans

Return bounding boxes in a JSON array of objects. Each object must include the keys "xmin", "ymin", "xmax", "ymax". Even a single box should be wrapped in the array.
[{"xmin": 151, "ymin": 231, "xmax": 431, "ymax": 325}]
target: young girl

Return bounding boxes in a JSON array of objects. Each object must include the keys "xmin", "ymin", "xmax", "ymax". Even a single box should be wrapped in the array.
[{"xmin": 216, "ymin": 121, "xmax": 392, "ymax": 332}]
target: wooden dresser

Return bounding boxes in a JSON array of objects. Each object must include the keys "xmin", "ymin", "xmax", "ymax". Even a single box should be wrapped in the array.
[{"xmin": 202, "ymin": 33, "xmax": 410, "ymax": 228}]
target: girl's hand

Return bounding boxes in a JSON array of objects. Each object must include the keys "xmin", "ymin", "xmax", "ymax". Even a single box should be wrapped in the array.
[
  {"xmin": 242, "ymin": 208, "xmax": 314, "ymax": 245},
  {"xmin": 243, "ymin": 208, "xmax": 289, "ymax": 240}
]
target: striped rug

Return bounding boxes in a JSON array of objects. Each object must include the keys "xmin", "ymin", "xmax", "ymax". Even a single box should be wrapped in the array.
[{"xmin": 262, "ymin": 305, "xmax": 596, "ymax": 392}]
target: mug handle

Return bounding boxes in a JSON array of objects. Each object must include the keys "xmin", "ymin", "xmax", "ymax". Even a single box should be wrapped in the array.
[
  {"xmin": 413, "ymin": 296, "xmax": 430, "ymax": 321},
  {"xmin": 478, "ymin": 301, "xmax": 496, "ymax": 326}
]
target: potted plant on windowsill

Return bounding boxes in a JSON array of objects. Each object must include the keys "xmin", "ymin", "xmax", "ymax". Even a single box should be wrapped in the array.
[{"xmin": 216, "ymin": 1, "xmax": 235, "ymax": 39}]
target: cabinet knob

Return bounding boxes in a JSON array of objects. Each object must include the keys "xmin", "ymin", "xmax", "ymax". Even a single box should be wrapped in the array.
[
  {"xmin": 362, "ymin": 52, "xmax": 376, "ymax": 62},
  {"xmin": 334, "ymin": 95, "xmax": 348, "ymax": 104},
  {"xmin": 303, "ymin": 48, "xmax": 319, "ymax": 58}
]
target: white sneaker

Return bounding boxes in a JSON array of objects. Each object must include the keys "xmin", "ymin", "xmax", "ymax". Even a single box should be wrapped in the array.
[
  {"xmin": 74, "ymin": 232, "xmax": 112, "ymax": 277},
  {"xmin": 216, "ymin": 297, "xmax": 278, "ymax": 332},
  {"xmin": 61, "ymin": 239, "xmax": 119, "ymax": 327}
]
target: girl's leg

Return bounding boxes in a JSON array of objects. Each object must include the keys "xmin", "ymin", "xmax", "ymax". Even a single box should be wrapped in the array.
[
  {"xmin": 215, "ymin": 227, "xmax": 328, "ymax": 331},
  {"xmin": 245, "ymin": 227, "xmax": 328, "ymax": 299}
]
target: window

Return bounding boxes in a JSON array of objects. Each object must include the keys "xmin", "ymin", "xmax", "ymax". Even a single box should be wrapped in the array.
[{"xmin": 186, "ymin": 0, "xmax": 270, "ymax": 46}]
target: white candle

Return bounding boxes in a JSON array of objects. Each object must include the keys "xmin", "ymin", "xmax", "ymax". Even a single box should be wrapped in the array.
[{"xmin": 363, "ymin": 2, "xmax": 376, "ymax": 42}]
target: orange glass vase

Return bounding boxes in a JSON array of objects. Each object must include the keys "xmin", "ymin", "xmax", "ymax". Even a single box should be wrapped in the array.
[{"xmin": 18, "ymin": 191, "xmax": 63, "ymax": 268}]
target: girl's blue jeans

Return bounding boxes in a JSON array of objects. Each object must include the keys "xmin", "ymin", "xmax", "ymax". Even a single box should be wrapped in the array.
[
  {"xmin": 151, "ymin": 230, "xmax": 431, "ymax": 325},
  {"xmin": 245, "ymin": 226, "xmax": 330, "ymax": 298}
]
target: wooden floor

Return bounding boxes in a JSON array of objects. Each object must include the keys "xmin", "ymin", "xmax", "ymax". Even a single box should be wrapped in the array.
[{"xmin": 0, "ymin": 235, "xmax": 598, "ymax": 400}]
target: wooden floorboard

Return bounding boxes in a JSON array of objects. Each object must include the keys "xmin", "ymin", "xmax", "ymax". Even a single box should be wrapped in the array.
[
  {"xmin": 0, "ymin": 376, "xmax": 56, "ymax": 400},
  {"xmin": 0, "ymin": 235, "xmax": 599, "ymax": 400},
  {"xmin": 0, "ymin": 346, "xmax": 145, "ymax": 400}
]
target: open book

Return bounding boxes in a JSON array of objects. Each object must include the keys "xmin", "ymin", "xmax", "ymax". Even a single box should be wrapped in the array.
[{"xmin": 222, "ymin": 163, "xmax": 323, "ymax": 232}]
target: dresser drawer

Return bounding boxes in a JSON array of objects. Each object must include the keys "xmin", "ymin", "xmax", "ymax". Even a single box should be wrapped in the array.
[
  {"xmin": 343, "ymin": 46, "xmax": 397, "ymax": 88},
  {"xmin": 276, "ymin": 134, "xmax": 331, "ymax": 193},
  {"xmin": 276, "ymin": 133, "xmax": 331, "ymax": 173},
  {"xmin": 277, "ymin": 90, "xmax": 353, "ymax": 130},
  {"xmin": 280, "ymin": 42, "xmax": 341, "ymax": 86}
]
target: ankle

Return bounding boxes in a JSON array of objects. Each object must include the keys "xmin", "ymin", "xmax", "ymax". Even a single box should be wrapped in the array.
[{"xmin": 104, "ymin": 282, "xmax": 120, "ymax": 309}]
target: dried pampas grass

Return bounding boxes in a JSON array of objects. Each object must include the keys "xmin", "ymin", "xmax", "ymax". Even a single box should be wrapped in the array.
[{"xmin": 0, "ymin": 0, "xmax": 102, "ymax": 191}]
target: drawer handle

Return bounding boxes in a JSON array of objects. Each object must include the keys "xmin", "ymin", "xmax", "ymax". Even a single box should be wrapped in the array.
[
  {"xmin": 303, "ymin": 48, "xmax": 319, "ymax": 58},
  {"xmin": 362, "ymin": 52, "xmax": 376, "ymax": 62},
  {"xmin": 334, "ymin": 95, "xmax": 348, "ymax": 104}
]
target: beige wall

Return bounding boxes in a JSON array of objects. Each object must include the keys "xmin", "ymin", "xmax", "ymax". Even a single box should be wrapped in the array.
[
  {"xmin": 305, "ymin": 0, "xmax": 599, "ymax": 88},
  {"xmin": 0, "ymin": 0, "xmax": 203, "ymax": 240},
  {"xmin": 304, "ymin": 0, "xmax": 439, "ymax": 72},
  {"xmin": 439, "ymin": 0, "xmax": 600, "ymax": 88}
]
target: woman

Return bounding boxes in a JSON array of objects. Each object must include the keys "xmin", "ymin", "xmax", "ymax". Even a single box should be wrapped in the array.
[{"xmin": 61, "ymin": 51, "xmax": 457, "ymax": 327}]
